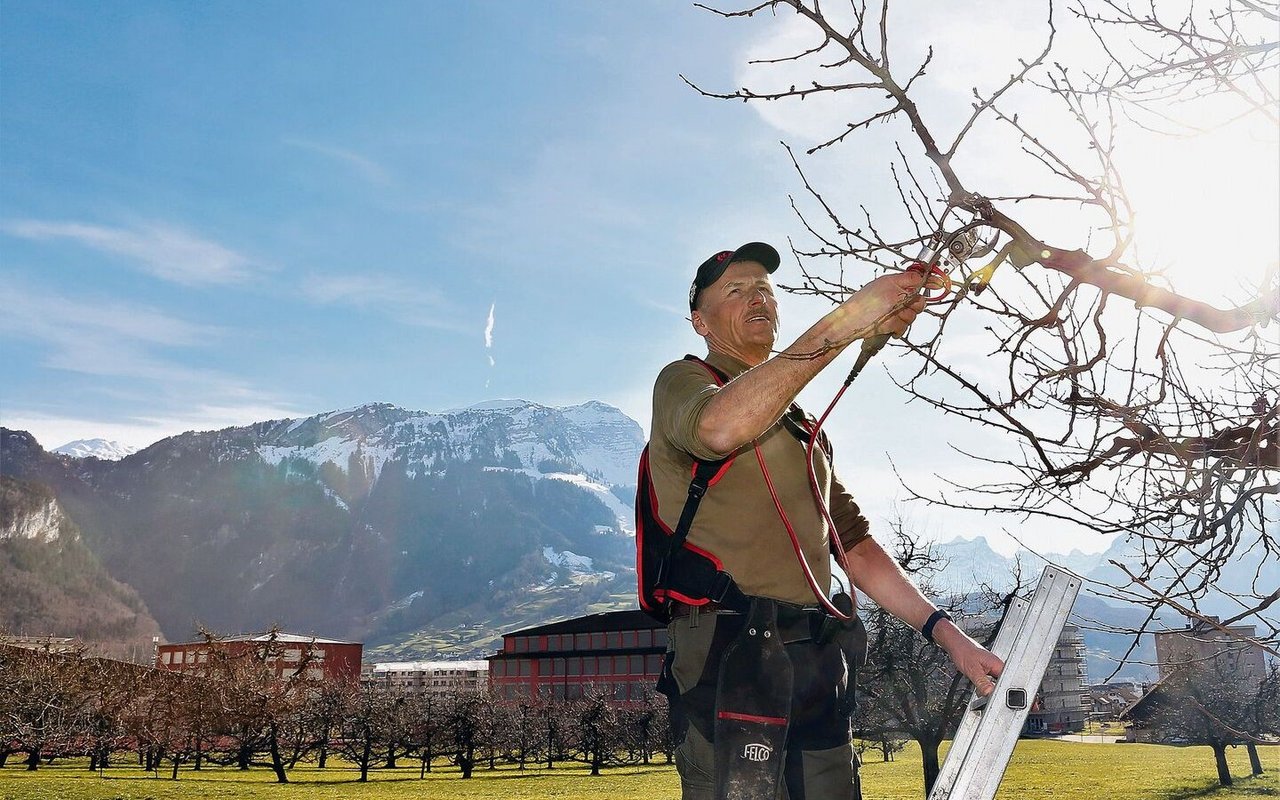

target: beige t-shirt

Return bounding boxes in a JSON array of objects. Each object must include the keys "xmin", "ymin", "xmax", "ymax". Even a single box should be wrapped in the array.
[{"xmin": 648, "ymin": 352, "xmax": 871, "ymax": 606}]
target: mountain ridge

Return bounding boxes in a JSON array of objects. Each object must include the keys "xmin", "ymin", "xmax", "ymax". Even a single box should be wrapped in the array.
[{"xmin": 0, "ymin": 399, "xmax": 644, "ymax": 653}]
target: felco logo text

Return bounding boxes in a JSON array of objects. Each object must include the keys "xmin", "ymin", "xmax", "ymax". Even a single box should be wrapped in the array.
[{"xmin": 742, "ymin": 743, "xmax": 773, "ymax": 762}]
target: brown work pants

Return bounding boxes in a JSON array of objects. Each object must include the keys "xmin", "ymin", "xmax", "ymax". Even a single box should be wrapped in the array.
[{"xmin": 665, "ymin": 605, "xmax": 862, "ymax": 800}]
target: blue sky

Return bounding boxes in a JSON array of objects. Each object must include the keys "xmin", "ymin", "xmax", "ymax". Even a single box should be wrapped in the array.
[
  {"xmin": 2, "ymin": 2, "xmax": 781, "ymax": 441},
  {"xmin": 4, "ymin": 2, "xmax": 1276, "ymax": 555}
]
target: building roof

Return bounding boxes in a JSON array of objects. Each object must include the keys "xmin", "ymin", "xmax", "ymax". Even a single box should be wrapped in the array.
[
  {"xmin": 368, "ymin": 660, "xmax": 489, "ymax": 673},
  {"xmin": 504, "ymin": 609, "xmax": 662, "ymax": 637},
  {"xmin": 163, "ymin": 632, "xmax": 361, "ymax": 647}
]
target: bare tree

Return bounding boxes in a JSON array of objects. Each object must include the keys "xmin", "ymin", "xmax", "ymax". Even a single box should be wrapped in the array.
[
  {"xmin": 403, "ymin": 689, "xmax": 444, "ymax": 777},
  {"xmin": 330, "ymin": 682, "xmax": 391, "ymax": 782},
  {"xmin": 684, "ymin": 0, "xmax": 1278, "ymax": 662},
  {"xmin": 1131, "ymin": 655, "xmax": 1275, "ymax": 787},
  {"xmin": 0, "ymin": 641, "xmax": 92, "ymax": 770},
  {"xmin": 198, "ymin": 627, "xmax": 320, "ymax": 783},
  {"xmin": 441, "ymin": 689, "xmax": 488, "ymax": 779}
]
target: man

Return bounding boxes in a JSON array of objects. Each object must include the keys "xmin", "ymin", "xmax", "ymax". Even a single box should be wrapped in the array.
[{"xmin": 647, "ymin": 242, "xmax": 1003, "ymax": 799}]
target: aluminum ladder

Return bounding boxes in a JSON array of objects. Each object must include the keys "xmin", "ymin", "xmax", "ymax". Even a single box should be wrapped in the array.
[{"xmin": 927, "ymin": 566, "xmax": 1082, "ymax": 800}]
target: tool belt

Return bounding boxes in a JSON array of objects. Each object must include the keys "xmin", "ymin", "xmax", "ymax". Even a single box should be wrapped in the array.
[{"xmin": 669, "ymin": 593, "xmax": 867, "ymax": 661}]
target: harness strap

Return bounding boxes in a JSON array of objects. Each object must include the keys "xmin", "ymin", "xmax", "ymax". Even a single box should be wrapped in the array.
[{"xmin": 655, "ymin": 354, "xmax": 845, "ymax": 618}]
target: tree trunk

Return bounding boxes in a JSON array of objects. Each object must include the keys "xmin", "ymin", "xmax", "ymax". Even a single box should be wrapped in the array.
[
  {"xmin": 359, "ymin": 737, "xmax": 371, "ymax": 782},
  {"xmin": 236, "ymin": 743, "xmax": 250, "ymax": 770},
  {"xmin": 1211, "ymin": 742, "xmax": 1233, "ymax": 787},
  {"xmin": 920, "ymin": 736, "xmax": 942, "ymax": 796},
  {"xmin": 171, "ymin": 758, "xmax": 181, "ymax": 780},
  {"xmin": 317, "ymin": 728, "xmax": 328, "ymax": 769},
  {"xmin": 268, "ymin": 725, "xmax": 290, "ymax": 784},
  {"xmin": 25, "ymin": 747, "xmax": 40, "ymax": 771},
  {"xmin": 0, "ymin": 750, "xmax": 9, "ymax": 768},
  {"xmin": 1247, "ymin": 743, "xmax": 1263, "ymax": 776}
]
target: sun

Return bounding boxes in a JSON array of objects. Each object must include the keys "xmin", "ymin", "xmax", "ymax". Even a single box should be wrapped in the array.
[{"xmin": 1122, "ymin": 117, "xmax": 1279, "ymax": 307}]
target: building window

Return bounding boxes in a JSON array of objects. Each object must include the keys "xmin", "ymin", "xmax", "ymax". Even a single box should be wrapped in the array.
[
  {"xmin": 515, "ymin": 637, "xmax": 528, "ymax": 653},
  {"xmin": 614, "ymin": 655, "xmax": 628, "ymax": 675},
  {"xmin": 575, "ymin": 633, "xmax": 590, "ymax": 650},
  {"xmin": 630, "ymin": 655, "xmax": 644, "ymax": 674},
  {"xmin": 162, "ymin": 652, "xmax": 172, "ymax": 664},
  {"xmin": 622, "ymin": 630, "xmax": 637, "ymax": 648},
  {"xmin": 599, "ymin": 658, "xmax": 612, "ymax": 676},
  {"xmin": 554, "ymin": 658, "xmax": 566, "ymax": 677},
  {"xmin": 646, "ymin": 654, "xmax": 662, "ymax": 674},
  {"xmin": 636, "ymin": 629, "xmax": 652, "ymax": 648},
  {"xmin": 654, "ymin": 629, "xmax": 669, "ymax": 648},
  {"xmin": 591, "ymin": 632, "xmax": 606, "ymax": 649},
  {"xmin": 583, "ymin": 657, "xmax": 597, "ymax": 676},
  {"xmin": 607, "ymin": 632, "xmax": 622, "ymax": 649},
  {"xmin": 519, "ymin": 660, "xmax": 531, "ymax": 677},
  {"xmin": 567, "ymin": 657, "xmax": 581, "ymax": 677}
]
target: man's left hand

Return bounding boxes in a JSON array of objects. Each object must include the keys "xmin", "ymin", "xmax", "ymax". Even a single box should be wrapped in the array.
[{"xmin": 933, "ymin": 622, "xmax": 1005, "ymax": 697}]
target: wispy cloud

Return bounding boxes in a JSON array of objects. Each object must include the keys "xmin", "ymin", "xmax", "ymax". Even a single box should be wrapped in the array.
[
  {"xmin": 0, "ymin": 276, "xmax": 226, "ymax": 383},
  {"xmin": 282, "ymin": 137, "xmax": 391, "ymax": 185},
  {"xmin": 302, "ymin": 272, "xmax": 468, "ymax": 333},
  {"xmin": 0, "ymin": 278, "xmax": 302, "ymax": 449},
  {"xmin": 2, "ymin": 401, "xmax": 307, "ymax": 453},
  {"xmin": 2, "ymin": 219, "xmax": 259, "ymax": 286}
]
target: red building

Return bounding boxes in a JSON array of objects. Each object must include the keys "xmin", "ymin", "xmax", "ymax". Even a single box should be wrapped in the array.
[
  {"xmin": 488, "ymin": 610, "xmax": 667, "ymax": 705},
  {"xmin": 156, "ymin": 632, "xmax": 362, "ymax": 684}
]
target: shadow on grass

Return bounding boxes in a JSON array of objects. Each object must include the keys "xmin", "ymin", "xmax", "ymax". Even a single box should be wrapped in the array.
[
  {"xmin": 1162, "ymin": 773, "xmax": 1274, "ymax": 799},
  {"xmin": 86, "ymin": 764, "xmax": 675, "ymax": 786}
]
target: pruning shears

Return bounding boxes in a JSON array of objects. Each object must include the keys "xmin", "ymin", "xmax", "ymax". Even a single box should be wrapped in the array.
[
  {"xmin": 843, "ymin": 224, "xmax": 1000, "ymax": 384},
  {"xmin": 906, "ymin": 226, "xmax": 1000, "ymax": 303}
]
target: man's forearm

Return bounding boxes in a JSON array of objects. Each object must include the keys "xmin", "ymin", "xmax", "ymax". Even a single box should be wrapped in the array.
[
  {"xmin": 846, "ymin": 536, "xmax": 1005, "ymax": 692},
  {"xmin": 696, "ymin": 318, "xmax": 850, "ymax": 455},
  {"xmin": 844, "ymin": 536, "xmax": 938, "ymax": 631},
  {"xmin": 695, "ymin": 271, "xmax": 927, "ymax": 455}
]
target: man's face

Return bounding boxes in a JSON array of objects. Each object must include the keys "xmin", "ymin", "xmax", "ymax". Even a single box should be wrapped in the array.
[{"xmin": 691, "ymin": 259, "xmax": 779, "ymax": 365}]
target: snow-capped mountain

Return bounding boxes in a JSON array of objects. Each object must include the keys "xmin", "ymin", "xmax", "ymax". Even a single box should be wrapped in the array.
[
  {"xmin": 248, "ymin": 399, "xmax": 641, "ymax": 532},
  {"xmin": 53, "ymin": 438, "xmax": 139, "ymax": 461},
  {"xmin": 0, "ymin": 401, "xmax": 645, "ymax": 655}
]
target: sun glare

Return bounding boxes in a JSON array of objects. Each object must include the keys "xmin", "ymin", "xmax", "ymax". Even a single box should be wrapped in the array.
[{"xmin": 1122, "ymin": 118, "xmax": 1279, "ymax": 306}]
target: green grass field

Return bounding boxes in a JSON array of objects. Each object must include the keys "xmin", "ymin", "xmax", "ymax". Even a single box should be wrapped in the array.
[{"xmin": 1, "ymin": 740, "xmax": 1275, "ymax": 799}]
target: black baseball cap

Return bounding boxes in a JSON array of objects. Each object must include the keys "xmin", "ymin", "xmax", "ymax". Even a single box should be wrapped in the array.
[{"xmin": 688, "ymin": 241, "xmax": 781, "ymax": 311}]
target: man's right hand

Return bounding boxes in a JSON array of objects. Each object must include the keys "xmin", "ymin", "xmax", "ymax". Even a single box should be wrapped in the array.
[{"xmin": 834, "ymin": 270, "xmax": 933, "ymax": 341}]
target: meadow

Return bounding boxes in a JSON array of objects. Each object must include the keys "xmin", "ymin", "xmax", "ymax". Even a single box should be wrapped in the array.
[{"xmin": 0, "ymin": 740, "xmax": 1275, "ymax": 800}]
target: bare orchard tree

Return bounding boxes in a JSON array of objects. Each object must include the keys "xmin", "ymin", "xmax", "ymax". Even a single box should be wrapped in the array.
[
  {"xmin": 200, "ymin": 627, "xmax": 319, "ymax": 783},
  {"xmin": 685, "ymin": 0, "xmax": 1278, "ymax": 656},
  {"xmin": 441, "ymin": 689, "xmax": 489, "ymax": 779},
  {"xmin": 330, "ymin": 682, "xmax": 392, "ymax": 782},
  {"xmin": 133, "ymin": 669, "xmax": 209, "ymax": 780},
  {"xmin": 403, "ymin": 689, "xmax": 445, "ymax": 776},
  {"xmin": 1132, "ymin": 654, "xmax": 1276, "ymax": 787},
  {"xmin": 0, "ymin": 641, "xmax": 92, "ymax": 770}
]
